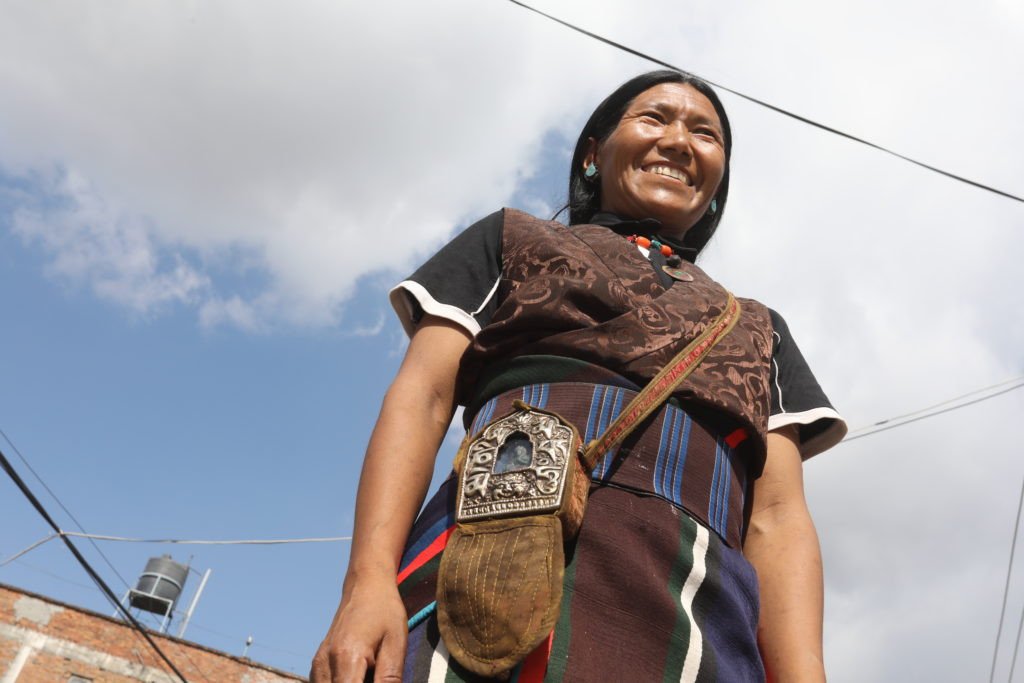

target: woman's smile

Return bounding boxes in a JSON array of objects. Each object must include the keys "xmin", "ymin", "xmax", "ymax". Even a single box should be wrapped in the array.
[{"xmin": 643, "ymin": 163, "xmax": 694, "ymax": 185}]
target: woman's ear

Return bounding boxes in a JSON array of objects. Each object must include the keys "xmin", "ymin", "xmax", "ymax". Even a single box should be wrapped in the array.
[{"xmin": 582, "ymin": 137, "xmax": 599, "ymax": 172}]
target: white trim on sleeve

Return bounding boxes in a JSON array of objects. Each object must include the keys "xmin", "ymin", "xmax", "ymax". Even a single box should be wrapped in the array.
[
  {"xmin": 388, "ymin": 280, "xmax": 483, "ymax": 339},
  {"xmin": 768, "ymin": 407, "xmax": 848, "ymax": 459},
  {"xmin": 771, "ymin": 330, "xmax": 786, "ymax": 411},
  {"xmin": 472, "ymin": 276, "xmax": 501, "ymax": 316}
]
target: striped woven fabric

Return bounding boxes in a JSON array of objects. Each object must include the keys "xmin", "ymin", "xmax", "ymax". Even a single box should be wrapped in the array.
[
  {"xmin": 396, "ymin": 382, "xmax": 765, "ymax": 682},
  {"xmin": 468, "ymin": 382, "xmax": 751, "ymax": 548}
]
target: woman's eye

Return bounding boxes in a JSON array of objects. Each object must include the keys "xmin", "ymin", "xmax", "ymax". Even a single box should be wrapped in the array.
[{"xmin": 639, "ymin": 111, "xmax": 665, "ymax": 123}]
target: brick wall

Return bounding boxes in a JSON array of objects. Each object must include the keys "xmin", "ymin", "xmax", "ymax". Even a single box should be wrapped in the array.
[{"xmin": 0, "ymin": 583, "xmax": 307, "ymax": 683}]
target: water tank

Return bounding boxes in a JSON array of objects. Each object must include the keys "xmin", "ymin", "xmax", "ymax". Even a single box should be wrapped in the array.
[{"xmin": 129, "ymin": 555, "xmax": 188, "ymax": 615}]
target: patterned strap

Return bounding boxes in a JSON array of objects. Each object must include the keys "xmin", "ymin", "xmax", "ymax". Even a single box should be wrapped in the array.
[{"xmin": 580, "ymin": 293, "xmax": 741, "ymax": 473}]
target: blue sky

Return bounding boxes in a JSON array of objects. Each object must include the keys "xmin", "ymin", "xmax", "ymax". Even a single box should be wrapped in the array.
[
  {"xmin": 0, "ymin": 191, "xmax": 403, "ymax": 670},
  {"xmin": 2, "ymin": 1, "xmax": 1024, "ymax": 680},
  {"xmin": 0, "ymin": 122, "xmax": 572, "ymax": 676}
]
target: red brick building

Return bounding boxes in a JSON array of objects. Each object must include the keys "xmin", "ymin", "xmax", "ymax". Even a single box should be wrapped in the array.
[{"xmin": 0, "ymin": 583, "xmax": 306, "ymax": 682}]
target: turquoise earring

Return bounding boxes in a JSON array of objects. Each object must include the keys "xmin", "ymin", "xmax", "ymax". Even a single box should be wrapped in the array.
[
  {"xmin": 709, "ymin": 198, "xmax": 718, "ymax": 215},
  {"xmin": 584, "ymin": 163, "xmax": 599, "ymax": 180}
]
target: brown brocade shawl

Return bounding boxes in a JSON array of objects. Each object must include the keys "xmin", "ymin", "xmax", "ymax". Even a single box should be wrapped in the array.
[{"xmin": 459, "ymin": 208, "xmax": 775, "ymax": 463}]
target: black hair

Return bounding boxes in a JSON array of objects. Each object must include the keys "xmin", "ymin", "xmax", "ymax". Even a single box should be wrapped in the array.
[{"xmin": 566, "ymin": 70, "xmax": 732, "ymax": 256}]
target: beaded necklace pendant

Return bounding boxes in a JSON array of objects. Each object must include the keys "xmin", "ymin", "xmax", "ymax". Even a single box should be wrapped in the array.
[
  {"xmin": 662, "ymin": 265, "xmax": 694, "ymax": 282},
  {"xmin": 627, "ymin": 234, "xmax": 673, "ymax": 257},
  {"xmin": 627, "ymin": 234, "xmax": 693, "ymax": 282}
]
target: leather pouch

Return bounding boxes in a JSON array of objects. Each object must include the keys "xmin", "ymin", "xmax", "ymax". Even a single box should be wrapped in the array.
[{"xmin": 437, "ymin": 401, "xmax": 588, "ymax": 677}]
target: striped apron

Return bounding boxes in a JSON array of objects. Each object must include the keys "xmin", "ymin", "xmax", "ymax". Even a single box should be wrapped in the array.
[{"xmin": 398, "ymin": 382, "xmax": 765, "ymax": 682}]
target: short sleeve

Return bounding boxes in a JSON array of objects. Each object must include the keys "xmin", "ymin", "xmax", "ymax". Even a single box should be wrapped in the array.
[
  {"xmin": 388, "ymin": 209, "xmax": 504, "ymax": 338},
  {"xmin": 767, "ymin": 309, "xmax": 847, "ymax": 458}
]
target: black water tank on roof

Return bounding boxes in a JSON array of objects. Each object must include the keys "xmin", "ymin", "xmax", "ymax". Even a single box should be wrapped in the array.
[{"xmin": 129, "ymin": 555, "xmax": 188, "ymax": 615}]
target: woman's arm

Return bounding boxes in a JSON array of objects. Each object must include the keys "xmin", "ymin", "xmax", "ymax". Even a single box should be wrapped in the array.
[
  {"xmin": 744, "ymin": 426, "xmax": 826, "ymax": 682},
  {"xmin": 310, "ymin": 315, "xmax": 472, "ymax": 683}
]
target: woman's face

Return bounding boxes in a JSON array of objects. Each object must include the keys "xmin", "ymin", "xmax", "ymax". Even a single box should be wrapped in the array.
[{"xmin": 585, "ymin": 82, "xmax": 726, "ymax": 238}]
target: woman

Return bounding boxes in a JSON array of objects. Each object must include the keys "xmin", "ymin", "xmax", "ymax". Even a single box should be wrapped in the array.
[{"xmin": 311, "ymin": 70, "xmax": 846, "ymax": 682}]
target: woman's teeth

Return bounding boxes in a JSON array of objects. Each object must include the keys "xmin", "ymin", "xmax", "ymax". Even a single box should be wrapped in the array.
[{"xmin": 648, "ymin": 165, "xmax": 692, "ymax": 186}]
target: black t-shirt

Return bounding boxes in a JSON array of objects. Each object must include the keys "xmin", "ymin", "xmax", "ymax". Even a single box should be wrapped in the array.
[{"xmin": 390, "ymin": 210, "xmax": 847, "ymax": 458}]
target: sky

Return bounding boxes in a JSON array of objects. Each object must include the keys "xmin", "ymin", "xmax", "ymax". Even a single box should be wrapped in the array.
[{"xmin": 1, "ymin": 0, "xmax": 1022, "ymax": 680}]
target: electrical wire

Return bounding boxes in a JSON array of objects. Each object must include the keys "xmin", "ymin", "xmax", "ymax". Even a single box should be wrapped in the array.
[
  {"xmin": 163, "ymin": 633, "xmax": 214, "ymax": 683},
  {"xmin": 9, "ymin": 558, "xmax": 97, "ymax": 592},
  {"xmin": 836, "ymin": 379, "xmax": 1024, "ymax": 678},
  {"xmin": 990, "ymin": 476, "xmax": 1024, "ymax": 683},
  {"xmin": 182, "ymin": 620, "xmax": 311, "ymax": 661},
  {"xmin": 0, "ymin": 428, "xmax": 262, "ymax": 681},
  {"xmin": 0, "ymin": 428, "xmax": 133, "ymax": 592},
  {"xmin": 1, "ymin": 531, "xmax": 353, "ymax": 566},
  {"xmin": 842, "ymin": 381, "xmax": 1024, "ymax": 443},
  {"xmin": 1008, "ymin": 589, "xmax": 1024, "ymax": 683},
  {"xmin": 0, "ymin": 533, "xmax": 59, "ymax": 566},
  {"xmin": 2, "ymin": 526, "xmax": 331, "ymax": 672},
  {"xmin": 6, "ymin": 558, "xmax": 305, "ymax": 674},
  {"xmin": 61, "ymin": 532, "xmax": 353, "ymax": 545},
  {"xmin": 5, "ymin": 559, "xmax": 211, "ymax": 682},
  {"xmin": 0, "ymin": 446, "xmax": 188, "ymax": 683},
  {"xmin": 5, "ymin": 374, "xmax": 1020, "ymax": 676},
  {"xmin": 5, "ymin": 377, "xmax": 1019, "ymax": 563},
  {"xmin": 505, "ymin": 0, "xmax": 1024, "ymax": 205},
  {"xmin": 845, "ymin": 376, "xmax": 1024, "ymax": 436}
]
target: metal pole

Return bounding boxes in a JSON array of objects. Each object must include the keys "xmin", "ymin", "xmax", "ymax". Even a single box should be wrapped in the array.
[
  {"xmin": 159, "ymin": 603, "xmax": 171, "ymax": 634},
  {"xmin": 176, "ymin": 568, "xmax": 211, "ymax": 639},
  {"xmin": 155, "ymin": 576, "xmax": 171, "ymax": 633}
]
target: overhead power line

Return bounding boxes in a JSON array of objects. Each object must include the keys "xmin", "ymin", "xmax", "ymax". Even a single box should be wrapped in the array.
[
  {"xmin": 8, "ymin": 558, "xmax": 307, "ymax": 670},
  {"xmin": 0, "ymin": 447, "xmax": 188, "ymax": 683},
  {"xmin": 0, "ymin": 428, "xmax": 133, "ymax": 591},
  {"xmin": 9, "ymin": 558, "xmax": 97, "ymax": 592},
  {"xmin": 843, "ymin": 381, "xmax": 1024, "ymax": 442},
  {"xmin": 3, "ymin": 561, "xmax": 206, "ymax": 676},
  {"xmin": 1009, "ymin": 590, "xmax": 1024, "ymax": 683},
  {"xmin": 4, "ymin": 377, "xmax": 1018, "ymax": 564},
  {"xmin": 990, "ymin": 476, "xmax": 1024, "ymax": 683},
  {"xmin": 0, "ymin": 534, "xmax": 60, "ymax": 566},
  {"xmin": 183, "ymin": 621, "xmax": 311, "ymax": 661},
  {"xmin": 62, "ymin": 532, "xmax": 353, "ymax": 545},
  {"xmin": 1, "ymin": 531, "xmax": 352, "ymax": 567},
  {"xmin": 505, "ymin": 0, "xmax": 1024, "ymax": 205},
  {"xmin": 846, "ymin": 376, "xmax": 1024, "ymax": 437}
]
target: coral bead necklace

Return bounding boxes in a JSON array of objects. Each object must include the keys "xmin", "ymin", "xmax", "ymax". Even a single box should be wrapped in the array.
[
  {"xmin": 625, "ymin": 234, "xmax": 692, "ymax": 281},
  {"xmin": 626, "ymin": 234, "xmax": 673, "ymax": 257}
]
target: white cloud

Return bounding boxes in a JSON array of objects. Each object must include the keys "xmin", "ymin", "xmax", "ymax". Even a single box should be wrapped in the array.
[
  {"xmin": 0, "ymin": 0, "xmax": 634, "ymax": 330},
  {"xmin": 343, "ymin": 313, "xmax": 387, "ymax": 339},
  {"xmin": 10, "ymin": 166, "xmax": 209, "ymax": 313},
  {"xmin": 198, "ymin": 295, "xmax": 262, "ymax": 332}
]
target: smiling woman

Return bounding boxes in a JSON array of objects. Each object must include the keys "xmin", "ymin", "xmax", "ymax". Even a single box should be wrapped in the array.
[{"xmin": 311, "ymin": 70, "xmax": 846, "ymax": 683}]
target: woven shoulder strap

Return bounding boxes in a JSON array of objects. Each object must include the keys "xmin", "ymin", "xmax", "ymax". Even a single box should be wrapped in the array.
[{"xmin": 580, "ymin": 293, "xmax": 741, "ymax": 473}]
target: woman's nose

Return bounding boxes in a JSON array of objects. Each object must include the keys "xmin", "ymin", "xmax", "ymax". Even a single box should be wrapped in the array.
[{"xmin": 658, "ymin": 121, "xmax": 693, "ymax": 157}]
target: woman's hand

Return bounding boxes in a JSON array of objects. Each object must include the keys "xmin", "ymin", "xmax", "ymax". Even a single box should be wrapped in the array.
[
  {"xmin": 310, "ymin": 573, "xmax": 408, "ymax": 683},
  {"xmin": 310, "ymin": 315, "xmax": 472, "ymax": 682}
]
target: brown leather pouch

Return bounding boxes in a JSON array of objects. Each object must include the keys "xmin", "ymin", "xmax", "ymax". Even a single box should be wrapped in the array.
[
  {"xmin": 437, "ymin": 401, "xmax": 587, "ymax": 677},
  {"xmin": 437, "ymin": 516, "xmax": 563, "ymax": 677}
]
